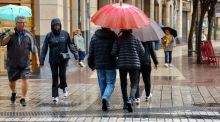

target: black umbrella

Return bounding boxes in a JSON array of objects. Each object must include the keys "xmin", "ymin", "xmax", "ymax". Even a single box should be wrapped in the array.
[{"xmin": 161, "ymin": 27, "xmax": 177, "ymax": 38}]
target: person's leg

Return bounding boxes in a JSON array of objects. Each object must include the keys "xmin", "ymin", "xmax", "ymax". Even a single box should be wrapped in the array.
[
  {"xmin": 102, "ymin": 69, "xmax": 116, "ymax": 110},
  {"xmin": 9, "ymin": 81, "xmax": 16, "ymax": 104},
  {"xmin": 129, "ymin": 70, "xmax": 139, "ymax": 103},
  {"xmin": 79, "ymin": 51, "xmax": 86, "ymax": 67},
  {"xmin": 59, "ymin": 61, "xmax": 68, "ymax": 97},
  {"xmin": 20, "ymin": 79, "xmax": 28, "ymax": 99},
  {"xmin": 81, "ymin": 51, "xmax": 86, "ymax": 61},
  {"xmin": 142, "ymin": 65, "xmax": 152, "ymax": 98},
  {"xmin": 19, "ymin": 67, "xmax": 31, "ymax": 106},
  {"xmin": 20, "ymin": 67, "xmax": 30, "ymax": 99},
  {"xmin": 169, "ymin": 51, "xmax": 172, "ymax": 64},
  {"xmin": 164, "ymin": 51, "xmax": 169, "ymax": 66},
  {"xmin": 59, "ymin": 61, "xmax": 68, "ymax": 89},
  {"xmin": 8, "ymin": 68, "xmax": 20, "ymax": 104},
  {"xmin": 135, "ymin": 70, "xmax": 141, "ymax": 101},
  {"xmin": 97, "ymin": 70, "xmax": 106, "ymax": 97},
  {"xmin": 9, "ymin": 81, "xmax": 16, "ymax": 93},
  {"xmin": 119, "ymin": 70, "xmax": 129, "ymax": 110},
  {"xmin": 127, "ymin": 70, "xmax": 139, "ymax": 112},
  {"xmin": 119, "ymin": 70, "xmax": 128, "ymax": 104},
  {"xmin": 50, "ymin": 63, "xmax": 59, "ymax": 98}
]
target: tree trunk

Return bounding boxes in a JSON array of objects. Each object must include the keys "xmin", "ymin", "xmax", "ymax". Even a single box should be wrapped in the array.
[
  {"xmin": 207, "ymin": 0, "xmax": 217, "ymax": 40},
  {"xmin": 188, "ymin": 0, "xmax": 198, "ymax": 57},
  {"xmin": 197, "ymin": 11, "xmax": 206, "ymax": 64},
  {"xmin": 196, "ymin": 0, "xmax": 213, "ymax": 64}
]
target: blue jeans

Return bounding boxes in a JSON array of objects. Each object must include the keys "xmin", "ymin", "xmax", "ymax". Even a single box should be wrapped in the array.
[
  {"xmin": 164, "ymin": 51, "xmax": 172, "ymax": 64},
  {"xmin": 154, "ymin": 40, "xmax": 160, "ymax": 50},
  {"xmin": 78, "ymin": 51, "xmax": 85, "ymax": 62},
  {"xmin": 97, "ymin": 69, "xmax": 116, "ymax": 108}
]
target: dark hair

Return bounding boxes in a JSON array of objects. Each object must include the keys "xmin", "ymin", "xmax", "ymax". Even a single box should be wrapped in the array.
[
  {"xmin": 101, "ymin": 27, "xmax": 110, "ymax": 30},
  {"xmin": 121, "ymin": 29, "xmax": 132, "ymax": 35}
]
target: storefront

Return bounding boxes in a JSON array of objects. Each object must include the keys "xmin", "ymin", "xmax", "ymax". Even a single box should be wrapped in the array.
[{"xmin": 0, "ymin": 0, "xmax": 37, "ymax": 75}]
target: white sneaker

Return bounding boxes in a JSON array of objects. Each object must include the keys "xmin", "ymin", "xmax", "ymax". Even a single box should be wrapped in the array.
[
  {"xmin": 53, "ymin": 97, "xmax": 59, "ymax": 103},
  {"xmin": 164, "ymin": 63, "xmax": 169, "ymax": 68},
  {"xmin": 135, "ymin": 98, "xmax": 140, "ymax": 104},
  {"xmin": 63, "ymin": 88, "xmax": 68, "ymax": 97},
  {"xmin": 145, "ymin": 93, "xmax": 152, "ymax": 101},
  {"xmin": 79, "ymin": 62, "xmax": 85, "ymax": 67}
]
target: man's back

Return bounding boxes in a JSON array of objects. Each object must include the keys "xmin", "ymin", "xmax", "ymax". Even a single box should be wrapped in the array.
[{"xmin": 88, "ymin": 29, "xmax": 117, "ymax": 70}]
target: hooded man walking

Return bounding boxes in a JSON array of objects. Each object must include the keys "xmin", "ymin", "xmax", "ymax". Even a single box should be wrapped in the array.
[{"xmin": 40, "ymin": 18, "xmax": 78, "ymax": 103}]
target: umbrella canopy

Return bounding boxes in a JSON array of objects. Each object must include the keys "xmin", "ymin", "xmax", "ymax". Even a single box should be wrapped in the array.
[
  {"xmin": 133, "ymin": 19, "xmax": 165, "ymax": 42},
  {"xmin": 161, "ymin": 27, "xmax": 177, "ymax": 38},
  {"xmin": 0, "ymin": 4, "xmax": 32, "ymax": 21},
  {"xmin": 91, "ymin": 2, "xmax": 150, "ymax": 29}
]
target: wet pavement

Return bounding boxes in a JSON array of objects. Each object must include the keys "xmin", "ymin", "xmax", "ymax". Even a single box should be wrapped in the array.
[{"xmin": 1, "ymin": 41, "xmax": 220, "ymax": 121}]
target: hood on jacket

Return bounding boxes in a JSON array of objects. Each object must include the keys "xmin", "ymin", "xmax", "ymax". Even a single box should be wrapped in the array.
[
  {"xmin": 95, "ymin": 28, "xmax": 117, "ymax": 40},
  {"xmin": 51, "ymin": 18, "xmax": 62, "ymax": 35}
]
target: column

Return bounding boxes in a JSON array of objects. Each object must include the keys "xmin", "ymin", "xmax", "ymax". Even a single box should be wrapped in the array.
[
  {"xmin": 177, "ymin": 0, "xmax": 182, "ymax": 39},
  {"xmin": 150, "ymin": 0, "xmax": 154, "ymax": 20},
  {"xmin": 63, "ymin": 0, "xmax": 69, "ymax": 32},
  {"xmin": 73, "ymin": 0, "xmax": 79, "ymax": 30},
  {"xmin": 144, "ymin": 0, "xmax": 150, "ymax": 17},
  {"xmin": 158, "ymin": 0, "xmax": 162, "ymax": 24},
  {"xmin": 165, "ymin": 1, "xmax": 170, "ymax": 26}
]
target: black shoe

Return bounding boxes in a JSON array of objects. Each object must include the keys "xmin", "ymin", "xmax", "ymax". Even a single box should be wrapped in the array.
[
  {"xmin": 102, "ymin": 99, "xmax": 108, "ymax": 111},
  {"xmin": 10, "ymin": 93, "xmax": 16, "ymax": 104},
  {"xmin": 20, "ymin": 99, "xmax": 26, "ymax": 107},
  {"xmin": 127, "ymin": 102, "xmax": 133, "ymax": 112}
]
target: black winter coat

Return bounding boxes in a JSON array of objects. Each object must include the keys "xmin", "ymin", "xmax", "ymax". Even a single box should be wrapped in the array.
[
  {"xmin": 40, "ymin": 30, "xmax": 78, "ymax": 65},
  {"xmin": 141, "ymin": 41, "xmax": 158, "ymax": 66},
  {"xmin": 87, "ymin": 29, "xmax": 117, "ymax": 69},
  {"xmin": 111, "ymin": 34, "xmax": 145, "ymax": 70}
]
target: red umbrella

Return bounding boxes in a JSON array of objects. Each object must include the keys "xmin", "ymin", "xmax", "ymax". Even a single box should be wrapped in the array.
[{"xmin": 91, "ymin": 2, "xmax": 150, "ymax": 29}]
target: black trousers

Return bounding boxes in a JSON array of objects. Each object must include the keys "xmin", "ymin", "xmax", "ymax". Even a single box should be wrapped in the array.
[
  {"xmin": 50, "ymin": 61, "xmax": 68, "ymax": 97},
  {"xmin": 119, "ymin": 69, "xmax": 140, "ymax": 103},
  {"xmin": 135, "ymin": 64, "xmax": 152, "ymax": 98}
]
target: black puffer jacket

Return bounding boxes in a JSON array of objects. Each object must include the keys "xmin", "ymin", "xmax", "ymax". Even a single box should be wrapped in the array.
[
  {"xmin": 40, "ymin": 31, "xmax": 78, "ymax": 64},
  {"xmin": 141, "ymin": 41, "xmax": 158, "ymax": 66},
  {"xmin": 87, "ymin": 29, "xmax": 117, "ymax": 69},
  {"xmin": 111, "ymin": 33, "xmax": 145, "ymax": 70}
]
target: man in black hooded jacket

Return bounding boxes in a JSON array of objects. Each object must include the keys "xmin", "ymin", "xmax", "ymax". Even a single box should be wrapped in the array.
[
  {"xmin": 40, "ymin": 18, "xmax": 78, "ymax": 103},
  {"xmin": 88, "ymin": 27, "xmax": 117, "ymax": 111}
]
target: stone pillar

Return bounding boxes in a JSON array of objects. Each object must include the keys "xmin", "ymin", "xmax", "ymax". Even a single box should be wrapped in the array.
[
  {"xmin": 63, "ymin": 0, "xmax": 69, "ymax": 32},
  {"xmin": 98, "ymin": 0, "xmax": 108, "ymax": 8},
  {"xmin": 73, "ymin": 0, "xmax": 79, "ymax": 30},
  {"xmin": 135, "ymin": 0, "xmax": 142, "ymax": 9},
  {"xmin": 166, "ymin": 2, "xmax": 170, "ymax": 26},
  {"xmin": 158, "ymin": 0, "xmax": 162, "ymax": 24},
  {"xmin": 170, "ymin": 4, "xmax": 174, "ymax": 28},
  {"xmin": 90, "ymin": 0, "xmax": 98, "ymax": 33},
  {"xmin": 144, "ymin": 0, "xmax": 150, "ymax": 18},
  {"xmin": 150, "ymin": 0, "xmax": 154, "ymax": 20},
  {"xmin": 177, "ymin": 0, "xmax": 182, "ymax": 39},
  {"xmin": 80, "ymin": 0, "xmax": 86, "ymax": 31}
]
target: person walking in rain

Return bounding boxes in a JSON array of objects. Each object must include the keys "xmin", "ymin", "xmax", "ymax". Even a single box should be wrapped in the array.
[
  {"xmin": 112, "ymin": 29, "xmax": 145, "ymax": 112},
  {"xmin": 161, "ymin": 29, "xmax": 175, "ymax": 68},
  {"xmin": 73, "ymin": 29, "xmax": 86, "ymax": 67},
  {"xmin": 88, "ymin": 27, "xmax": 117, "ymax": 111},
  {"xmin": 135, "ymin": 41, "xmax": 158, "ymax": 104},
  {"xmin": 40, "ymin": 18, "xmax": 78, "ymax": 103},
  {"xmin": 0, "ymin": 16, "xmax": 39, "ymax": 106}
]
